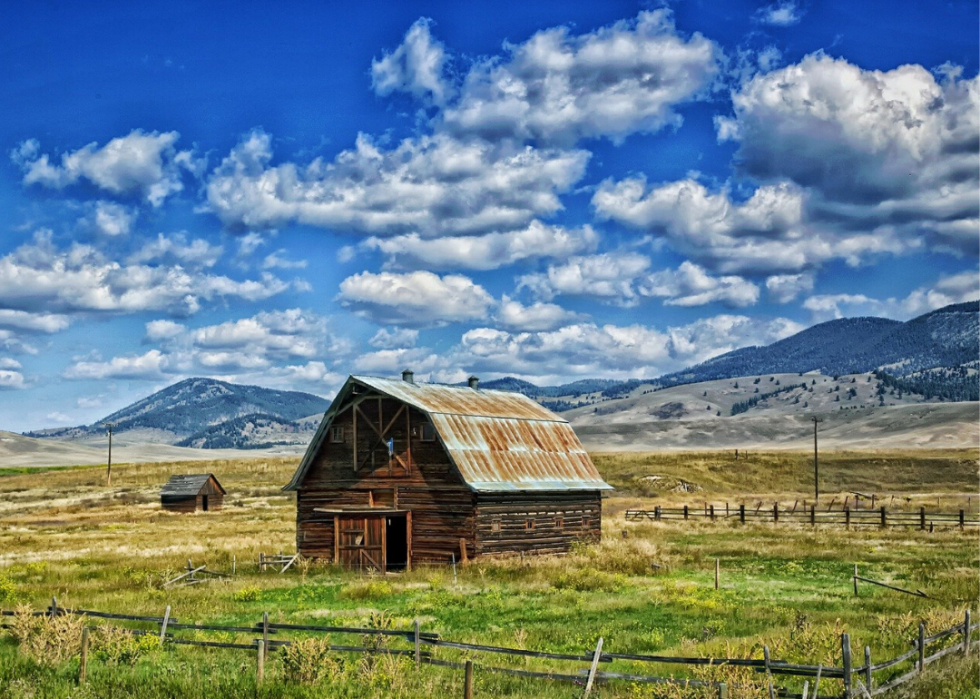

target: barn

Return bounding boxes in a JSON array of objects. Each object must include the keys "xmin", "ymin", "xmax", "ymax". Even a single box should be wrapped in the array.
[
  {"xmin": 161, "ymin": 474, "xmax": 226, "ymax": 513},
  {"xmin": 284, "ymin": 371, "xmax": 611, "ymax": 571}
]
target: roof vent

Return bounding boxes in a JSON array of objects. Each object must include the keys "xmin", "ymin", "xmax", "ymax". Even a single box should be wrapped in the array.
[
  {"xmin": 402, "ymin": 369, "xmax": 414, "ymax": 384},
  {"xmin": 468, "ymin": 375, "xmax": 479, "ymax": 389}
]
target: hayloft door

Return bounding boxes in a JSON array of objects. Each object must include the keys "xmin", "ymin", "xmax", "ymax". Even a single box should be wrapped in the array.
[{"xmin": 336, "ymin": 515, "xmax": 385, "ymax": 572}]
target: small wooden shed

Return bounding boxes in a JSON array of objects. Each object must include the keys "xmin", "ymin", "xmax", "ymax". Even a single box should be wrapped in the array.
[
  {"xmin": 284, "ymin": 372, "xmax": 611, "ymax": 571},
  {"xmin": 161, "ymin": 474, "xmax": 225, "ymax": 513}
]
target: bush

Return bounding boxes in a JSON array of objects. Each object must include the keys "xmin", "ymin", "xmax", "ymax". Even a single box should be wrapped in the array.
[
  {"xmin": 552, "ymin": 568, "xmax": 626, "ymax": 592},
  {"xmin": 279, "ymin": 636, "xmax": 343, "ymax": 683},
  {"xmin": 232, "ymin": 586, "xmax": 261, "ymax": 602},
  {"xmin": 7, "ymin": 605, "xmax": 84, "ymax": 665},
  {"xmin": 339, "ymin": 580, "xmax": 393, "ymax": 601},
  {"xmin": 0, "ymin": 574, "xmax": 15, "ymax": 603},
  {"xmin": 92, "ymin": 625, "xmax": 160, "ymax": 664}
]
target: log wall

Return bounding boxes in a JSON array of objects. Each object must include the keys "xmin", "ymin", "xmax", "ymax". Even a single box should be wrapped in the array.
[{"xmin": 474, "ymin": 492, "xmax": 601, "ymax": 557}]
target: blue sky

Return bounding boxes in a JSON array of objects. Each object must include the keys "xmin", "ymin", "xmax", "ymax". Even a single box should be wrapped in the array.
[{"xmin": 1, "ymin": 0, "xmax": 977, "ymax": 431}]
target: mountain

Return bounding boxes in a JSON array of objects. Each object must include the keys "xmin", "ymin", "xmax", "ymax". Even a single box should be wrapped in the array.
[
  {"xmin": 176, "ymin": 412, "xmax": 322, "ymax": 450},
  {"xmin": 28, "ymin": 378, "xmax": 328, "ymax": 445}
]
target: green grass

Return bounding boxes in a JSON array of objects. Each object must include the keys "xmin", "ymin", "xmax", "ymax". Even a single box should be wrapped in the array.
[{"xmin": 0, "ymin": 450, "xmax": 977, "ymax": 698}]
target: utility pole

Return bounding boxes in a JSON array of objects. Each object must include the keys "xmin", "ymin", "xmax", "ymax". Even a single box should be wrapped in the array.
[
  {"xmin": 105, "ymin": 423, "xmax": 113, "ymax": 487},
  {"xmin": 811, "ymin": 416, "xmax": 822, "ymax": 501}
]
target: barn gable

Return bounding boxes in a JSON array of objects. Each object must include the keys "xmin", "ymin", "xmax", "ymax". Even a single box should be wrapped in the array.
[{"xmin": 285, "ymin": 375, "xmax": 611, "ymax": 493}]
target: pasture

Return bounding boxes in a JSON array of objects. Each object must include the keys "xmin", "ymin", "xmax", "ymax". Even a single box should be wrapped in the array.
[{"xmin": 0, "ymin": 450, "xmax": 977, "ymax": 698}]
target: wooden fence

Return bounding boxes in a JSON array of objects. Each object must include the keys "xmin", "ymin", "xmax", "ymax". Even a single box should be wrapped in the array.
[
  {"xmin": 2, "ymin": 601, "xmax": 976, "ymax": 698},
  {"xmin": 626, "ymin": 504, "xmax": 980, "ymax": 530}
]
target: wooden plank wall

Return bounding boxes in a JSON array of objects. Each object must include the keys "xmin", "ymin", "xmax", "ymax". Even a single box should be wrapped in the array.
[
  {"xmin": 474, "ymin": 492, "xmax": 601, "ymax": 557},
  {"xmin": 161, "ymin": 497, "xmax": 198, "ymax": 513}
]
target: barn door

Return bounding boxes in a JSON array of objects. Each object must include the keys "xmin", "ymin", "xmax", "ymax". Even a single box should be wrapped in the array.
[{"xmin": 336, "ymin": 515, "xmax": 385, "ymax": 572}]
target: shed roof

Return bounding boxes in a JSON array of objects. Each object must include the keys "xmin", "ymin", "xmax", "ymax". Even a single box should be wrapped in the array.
[
  {"xmin": 285, "ymin": 375, "xmax": 611, "ymax": 493},
  {"xmin": 161, "ymin": 473, "xmax": 225, "ymax": 497}
]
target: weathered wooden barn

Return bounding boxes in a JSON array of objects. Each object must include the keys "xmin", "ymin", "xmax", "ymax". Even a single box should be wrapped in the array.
[
  {"xmin": 284, "ymin": 372, "xmax": 611, "ymax": 571},
  {"xmin": 161, "ymin": 474, "xmax": 225, "ymax": 513}
]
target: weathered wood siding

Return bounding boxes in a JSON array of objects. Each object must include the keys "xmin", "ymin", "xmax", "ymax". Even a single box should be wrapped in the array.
[
  {"xmin": 161, "ymin": 476, "xmax": 224, "ymax": 512},
  {"xmin": 474, "ymin": 492, "xmax": 601, "ymax": 556},
  {"xmin": 296, "ymin": 400, "xmax": 475, "ymax": 564},
  {"xmin": 161, "ymin": 496, "xmax": 198, "ymax": 513}
]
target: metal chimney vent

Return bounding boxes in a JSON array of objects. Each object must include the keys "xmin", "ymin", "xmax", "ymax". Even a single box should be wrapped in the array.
[
  {"xmin": 402, "ymin": 369, "xmax": 414, "ymax": 384},
  {"xmin": 467, "ymin": 375, "xmax": 479, "ymax": 389}
]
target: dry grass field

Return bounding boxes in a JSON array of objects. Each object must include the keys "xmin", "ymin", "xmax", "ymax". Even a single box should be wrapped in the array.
[{"xmin": 0, "ymin": 450, "xmax": 977, "ymax": 698}]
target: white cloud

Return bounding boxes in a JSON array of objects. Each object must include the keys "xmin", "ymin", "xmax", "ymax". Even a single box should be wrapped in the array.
[
  {"xmin": 0, "ymin": 358, "xmax": 22, "ymax": 370},
  {"xmin": 262, "ymin": 250, "xmax": 307, "ymax": 269},
  {"xmin": 191, "ymin": 309, "xmax": 324, "ymax": 361},
  {"xmin": 45, "ymin": 411, "xmax": 72, "ymax": 422},
  {"xmin": 765, "ymin": 273, "xmax": 814, "ymax": 303},
  {"xmin": 518, "ymin": 252, "xmax": 651, "ymax": 304},
  {"xmin": 337, "ymin": 270, "xmax": 494, "ymax": 327},
  {"xmin": 756, "ymin": 1, "xmax": 804, "ymax": 26},
  {"xmin": 0, "ymin": 309, "xmax": 71, "ymax": 333},
  {"xmin": 128, "ymin": 232, "xmax": 224, "ymax": 267},
  {"xmin": 0, "ymin": 369, "xmax": 26, "ymax": 390},
  {"xmin": 369, "ymin": 327, "xmax": 419, "ymax": 349},
  {"xmin": 495, "ymin": 295, "xmax": 586, "ymax": 331},
  {"xmin": 206, "ymin": 130, "xmax": 588, "ymax": 236},
  {"xmin": 361, "ymin": 221, "xmax": 599, "ymax": 270},
  {"xmin": 803, "ymin": 269, "xmax": 979, "ymax": 322},
  {"xmin": 92, "ymin": 201, "xmax": 137, "ymax": 236},
  {"xmin": 0, "ymin": 231, "xmax": 288, "ymax": 317},
  {"xmin": 64, "ymin": 349, "xmax": 170, "ymax": 380},
  {"xmin": 145, "ymin": 319, "xmax": 186, "ymax": 342},
  {"xmin": 640, "ymin": 261, "xmax": 759, "ymax": 307},
  {"xmin": 12, "ymin": 130, "xmax": 200, "ymax": 207},
  {"xmin": 441, "ymin": 10, "xmax": 720, "ymax": 144},
  {"xmin": 372, "ymin": 18, "xmax": 451, "ymax": 106}
]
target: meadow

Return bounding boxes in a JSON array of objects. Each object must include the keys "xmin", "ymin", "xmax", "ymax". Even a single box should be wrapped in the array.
[{"xmin": 0, "ymin": 450, "xmax": 977, "ymax": 698}]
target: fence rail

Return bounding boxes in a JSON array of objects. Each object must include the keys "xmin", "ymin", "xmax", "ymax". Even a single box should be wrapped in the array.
[
  {"xmin": 626, "ymin": 504, "xmax": 980, "ymax": 530},
  {"xmin": 2, "ymin": 600, "xmax": 976, "ymax": 698}
]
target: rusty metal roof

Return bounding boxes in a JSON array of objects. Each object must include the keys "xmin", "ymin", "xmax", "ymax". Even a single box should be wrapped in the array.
[{"xmin": 285, "ymin": 375, "xmax": 611, "ymax": 493}]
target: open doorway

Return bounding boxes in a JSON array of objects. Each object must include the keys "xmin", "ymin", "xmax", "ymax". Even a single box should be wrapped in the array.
[
  {"xmin": 385, "ymin": 515, "xmax": 408, "ymax": 571},
  {"xmin": 201, "ymin": 495, "xmax": 209, "ymax": 512}
]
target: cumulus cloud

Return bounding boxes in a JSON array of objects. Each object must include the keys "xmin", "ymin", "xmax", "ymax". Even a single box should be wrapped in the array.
[
  {"xmin": 755, "ymin": 1, "xmax": 804, "ymax": 26},
  {"xmin": 128, "ymin": 232, "xmax": 224, "ymax": 267},
  {"xmin": 369, "ymin": 327, "xmax": 419, "ymax": 349},
  {"xmin": 495, "ymin": 295, "xmax": 586, "ymax": 331},
  {"xmin": 453, "ymin": 314, "xmax": 802, "ymax": 379},
  {"xmin": 372, "ymin": 18, "xmax": 451, "ymax": 106},
  {"xmin": 360, "ymin": 221, "xmax": 599, "ymax": 270},
  {"xmin": 803, "ymin": 269, "xmax": 979, "ymax": 322},
  {"xmin": 144, "ymin": 319, "xmax": 186, "ymax": 342},
  {"xmin": 0, "ymin": 231, "xmax": 288, "ymax": 318},
  {"xmin": 338, "ymin": 270, "xmax": 494, "ymax": 327},
  {"xmin": 92, "ymin": 201, "xmax": 137, "ymax": 236},
  {"xmin": 206, "ymin": 130, "xmax": 588, "ymax": 236},
  {"xmin": 593, "ymin": 177, "xmax": 914, "ymax": 273},
  {"xmin": 12, "ymin": 130, "xmax": 200, "ymax": 206},
  {"xmin": 191, "ymin": 309, "xmax": 325, "ymax": 363},
  {"xmin": 519, "ymin": 252, "xmax": 651, "ymax": 304},
  {"xmin": 441, "ymin": 10, "xmax": 720, "ymax": 144},
  {"xmin": 765, "ymin": 272, "xmax": 814, "ymax": 303},
  {"xmin": 262, "ymin": 250, "xmax": 307, "ymax": 269},
  {"xmin": 717, "ymin": 54, "xmax": 979, "ymax": 251},
  {"xmin": 0, "ymin": 310, "xmax": 71, "ymax": 333},
  {"xmin": 64, "ymin": 349, "xmax": 170, "ymax": 380},
  {"xmin": 0, "ymin": 368, "xmax": 26, "ymax": 389},
  {"xmin": 640, "ymin": 261, "xmax": 759, "ymax": 307}
]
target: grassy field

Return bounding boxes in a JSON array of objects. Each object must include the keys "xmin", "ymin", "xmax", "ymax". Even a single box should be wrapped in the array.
[{"xmin": 0, "ymin": 450, "xmax": 977, "ymax": 698}]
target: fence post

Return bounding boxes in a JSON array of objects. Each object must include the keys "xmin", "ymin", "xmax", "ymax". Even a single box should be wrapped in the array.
[
  {"xmin": 842, "ymin": 633, "xmax": 852, "ymax": 699},
  {"xmin": 256, "ymin": 639, "xmax": 265, "ymax": 685},
  {"xmin": 50, "ymin": 596, "xmax": 58, "ymax": 618},
  {"xmin": 262, "ymin": 611, "xmax": 269, "ymax": 649},
  {"xmin": 160, "ymin": 605, "xmax": 171, "ymax": 643},
  {"xmin": 233, "ymin": 555, "xmax": 236, "ymax": 576},
  {"xmin": 78, "ymin": 627, "xmax": 89, "ymax": 683},
  {"xmin": 464, "ymin": 659, "xmax": 474, "ymax": 699},
  {"xmin": 845, "ymin": 507, "xmax": 851, "ymax": 529},
  {"xmin": 739, "ymin": 504, "xmax": 745, "ymax": 524},
  {"xmin": 864, "ymin": 646, "xmax": 872, "ymax": 692},
  {"xmin": 853, "ymin": 564, "xmax": 859, "ymax": 596},
  {"xmin": 655, "ymin": 505, "xmax": 661, "ymax": 521},
  {"xmin": 960, "ymin": 509, "xmax": 965, "ymax": 530},
  {"xmin": 918, "ymin": 622, "xmax": 925, "ymax": 672},
  {"xmin": 810, "ymin": 505, "xmax": 816, "ymax": 526},
  {"xmin": 726, "ymin": 502, "xmax": 729, "ymax": 518},
  {"xmin": 880, "ymin": 506, "xmax": 886, "ymax": 528},
  {"xmin": 773, "ymin": 502, "xmax": 779, "ymax": 523},
  {"xmin": 964, "ymin": 610, "xmax": 971, "ymax": 655},
  {"xmin": 717, "ymin": 681, "xmax": 729, "ymax": 699},
  {"xmin": 583, "ymin": 637, "xmax": 604, "ymax": 698},
  {"xmin": 414, "ymin": 618, "xmax": 421, "ymax": 669},
  {"xmin": 763, "ymin": 645, "xmax": 774, "ymax": 699},
  {"xmin": 683, "ymin": 505, "xmax": 689, "ymax": 520},
  {"xmin": 710, "ymin": 504, "xmax": 715, "ymax": 521},
  {"xmin": 715, "ymin": 558, "xmax": 720, "ymax": 590},
  {"xmin": 920, "ymin": 507, "xmax": 926, "ymax": 530}
]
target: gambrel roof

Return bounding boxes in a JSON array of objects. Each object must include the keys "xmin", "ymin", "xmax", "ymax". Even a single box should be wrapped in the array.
[{"xmin": 285, "ymin": 375, "xmax": 611, "ymax": 493}]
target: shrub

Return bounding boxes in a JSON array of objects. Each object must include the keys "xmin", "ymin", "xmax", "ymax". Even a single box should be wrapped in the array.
[
  {"xmin": 232, "ymin": 586, "xmax": 261, "ymax": 602},
  {"xmin": 93, "ymin": 625, "xmax": 160, "ymax": 664},
  {"xmin": 339, "ymin": 580, "xmax": 392, "ymax": 601},
  {"xmin": 0, "ymin": 574, "xmax": 15, "ymax": 603},
  {"xmin": 552, "ymin": 568, "xmax": 626, "ymax": 592},
  {"xmin": 279, "ymin": 636, "xmax": 343, "ymax": 683},
  {"xmin": 7, "ymin": 604, "xmax": 85, "ymax": 665}
]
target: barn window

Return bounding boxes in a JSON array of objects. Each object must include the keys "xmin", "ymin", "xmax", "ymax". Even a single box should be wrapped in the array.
[
  {"xmin": 555, "ymin": 518, "xmax": 564, "ymax": 529},
  {"xmin": 525, "ymin": 519, "xmax": 535, "ymax": 531},
  {"xmin": 330, "ymin": 426, "xmax": 344, "ymax": 443},
  {"xmin": 491, "ymin": 520, "xmax": 501, "ymax": 534},
  {"xmin": 420, "ymin": 423, "xmax": 436, "ymax": 442}
]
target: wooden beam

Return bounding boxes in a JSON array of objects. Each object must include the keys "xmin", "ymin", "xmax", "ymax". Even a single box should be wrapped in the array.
[{"xmin": 352, "ymin": 406, "xmax": 357, "ymax": 472}]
